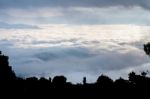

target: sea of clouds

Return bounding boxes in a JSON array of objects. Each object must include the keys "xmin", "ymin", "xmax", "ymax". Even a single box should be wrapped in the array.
[{"xmin": 0, "ymin": 24, "xmax": 150, "ymax": 83}]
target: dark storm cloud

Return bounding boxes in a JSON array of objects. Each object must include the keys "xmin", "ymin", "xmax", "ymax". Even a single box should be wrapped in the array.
[
  {"xmin": 0, "ymin": 22, "xmax": 39, "ymax": 29},
  {"xmin": 0, "ymin": 0, "xmax": 150, "ymax": 9}
]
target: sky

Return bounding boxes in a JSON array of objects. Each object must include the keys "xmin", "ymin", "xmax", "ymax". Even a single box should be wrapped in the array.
[{"xmin": 0, "ymin": 0, "xmax": 150, "ymax": 83}]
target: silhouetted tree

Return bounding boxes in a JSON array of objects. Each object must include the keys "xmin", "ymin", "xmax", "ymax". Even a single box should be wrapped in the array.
[
  {"xmin": 115, "ymin": 77, "xmax": 131, "ymax": 88},
  {"xmin": 96, "ymin": 75, "xmax": 113, "ymax": 88},
  {"xmin": 1, "ymin": 50, "xmax": 150, "ymax": 98},
  {"xmin": 49, "ymin": 77, "xmax": 52, "ymax": 83},
  {"xmin": 144, "ymin": 42, "xmax": 150, "ymax": 56},
  {"xmin": 0, "ymin": 51, "xmax": 16, "ymax": 81},
  {"xmin": 39, "ymin": 77, "xmax": 48, "ymax": 81},
  {"xmin": 128, "ymin": 71, "xmax": 136, "ymax": 82},
  {"xmin": 52, "ymin": 76, "xmax": 67, "ymax": 87},
  {"xmin": 26, "ymin": 77, "xmax": 38, "ymax": 81},
  {"xmin": 83, "ymin": 77, "xmax": 87, "ymax": 85},
  {"xmin": 141, "ymin": 71, "xmax": 147, "ymax": 77}
]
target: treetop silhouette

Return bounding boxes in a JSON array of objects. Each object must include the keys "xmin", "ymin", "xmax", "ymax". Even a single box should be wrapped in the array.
[{"xmin": 0, "ymin": 48, "xmax": 150, "ymax": 98}]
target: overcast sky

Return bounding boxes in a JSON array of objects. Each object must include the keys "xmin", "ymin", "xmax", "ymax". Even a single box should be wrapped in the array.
[
  {"xmin": 0, "ymin": 0, "xmax": 150, "ymax": 83},
  {"xmin": 0, "ymin": 0, "xmax": 150, "ymax": 25}
]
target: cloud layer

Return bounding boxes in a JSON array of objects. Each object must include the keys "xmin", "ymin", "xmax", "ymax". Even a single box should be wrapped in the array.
[
  {"xmin": 0, "ymin": 0, "xmax": 150, "ymax": 9},
  {"xmin": 0, "ymin": 0, "xmax": 150, "ymax": 25},
  {"xmin": 0, "ymin": 25, "xmax": 150, "ymax": 83},
  {"xmin": 0, "ymin": 0, "xmax": 150, "ymax": 83},
  {"xmin": 0, "ymin": 22, "xmax": 39, "ymax": 29}
]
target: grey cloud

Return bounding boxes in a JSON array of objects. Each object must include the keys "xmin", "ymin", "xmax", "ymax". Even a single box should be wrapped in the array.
[
  {"xmin": 0, "ymin": 22, "xmax": 39, "ymax": 29},
  {"xmin": 34, "ymin": 47, "xmax": 96, "ymax": 61},
  {"xmin": 1, "ymin": 26, "xmax": 150, "ymax": 82},
  {"xmin": 27, "ymin": 6, "xmax": 150, "ymax": 25},
  {"xmin": 1, "ymin": 37, "xmax": 149, "ymax": 82},
  {"xmin": 1, "ymin": 0, "xmax": 150, "ymax": 25},
  {"xmin": 31, "ymin": 39, "xmax": 78, "ymax": 45},
  {"xmin": 89, "ymin": 51, "xmax": 149, "ymax": 71},
  {"xmin": 9, "ymin": 46, "xmax": 149, "ymax": 83},
  {"xmin": 0, "ymin": 0, "xmax": 150, "ymax": 9}
]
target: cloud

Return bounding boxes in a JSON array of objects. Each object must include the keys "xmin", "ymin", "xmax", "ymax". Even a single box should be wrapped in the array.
[
  {"xmin": 5, "ymin": 46, "xmax": 150, "ymax": 83},
  {"xmin": 0, "ymin": 22, "xmax": 39, "ymax": 29},
  {"xmin": 2, "ymin": 8, "xmax": 63, "ymax": 18},
  {"xmin": 1, "ymin": 6, "xmax": 150, "ymax": 25},
  {"xmin": 0, "ymin": 1, "xmax": 150, "ymax": 25},
  {"xmin": 67, "ymin": 7, "xmax": 150, "ymax": 25},
  {"xmin": 0, "ymin": 0, "xmax": 150, "ymax": 9},
  {"xmin": 0, "ymin": 0, "xmax": 150, "ymax": 83},
  {"xmin": 0, "ymin": 24, "xmax": 150, "ymax": 83},
  {"xmin": 34, "ymin": 47, "xmax": 96, "ymax": 61}
]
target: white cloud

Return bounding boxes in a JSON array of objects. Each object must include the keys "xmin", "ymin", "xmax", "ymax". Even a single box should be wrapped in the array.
[
  {"xmin": 0, "ymin": 24, "xmax": 150, "ymax": 83},
  {"xmin": 0, "ymin": 0, "xmax": 150, "ymax": 83}
]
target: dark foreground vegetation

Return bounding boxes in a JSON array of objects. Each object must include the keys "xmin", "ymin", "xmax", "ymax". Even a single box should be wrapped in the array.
[{"xmin": 1, "ymin": 43, "xmax": 150, "ymax": 98}]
